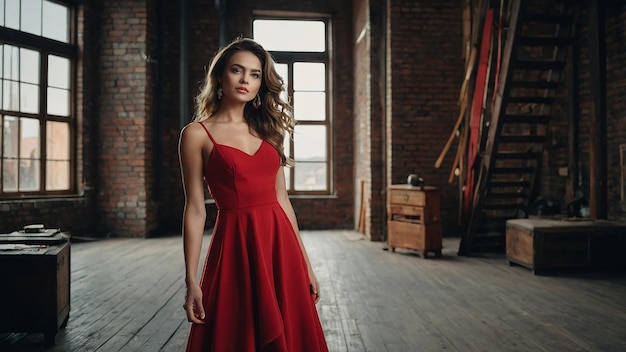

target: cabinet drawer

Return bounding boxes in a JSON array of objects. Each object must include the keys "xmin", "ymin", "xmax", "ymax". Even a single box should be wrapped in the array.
[
  {"xmin": 389, "ymin": 189, "xmax": 425, "ymax": 206},
  {"xmin": 388, "ymin": 221, "xmax": 426, "ymax": 250},
  {"xmin": 389, "ymin": 205, "xmax": 440, "ymax": 223}
]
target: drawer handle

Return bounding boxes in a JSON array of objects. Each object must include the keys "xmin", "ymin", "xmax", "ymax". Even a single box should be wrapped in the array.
[{"xmin": 403, "ymin": 194, "xmax": 409, "ymax": 201}]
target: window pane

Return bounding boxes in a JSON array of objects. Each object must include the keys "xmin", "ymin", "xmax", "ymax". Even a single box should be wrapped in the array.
[
  {"xmin": 19, "ymin": 157, "xmax": 39, "ymax": 191},
  {"xmin": 0, "ymin": 0, "xmax": 5, "ymax": 27},
  {"xmin": 0, "ymin": 45, "xmax": 3, "ymax": 78},
  {"xmin": 5, "ymin": 0, "xmax": 20, "ymax": 30},
  {"xmin": 294, "ymin": 162, "xmax": 326, "ymax": 191},
  {"xmin": 254, "ymin": 20, "xmax": 325, "ymax": 52},
  {"xmin": 20, "ymin": 48, "xmax": 39, "ymax": 84},
  {"xmin": 283, "ymin": 167, "xmax": 291, "ymax": 190},
  {"xmin": 46, "ymin": 121, "xmax": 69, "ymax": 159},
  {"xmin": 3, "ymin": 116, "xmax": 18, "ymax": 158},
  {"xmin": 48, "ymin": 55, "xmax": 70, "ymax": 88},
  {"xmin": 3, "ymin": 45, "xmax": 19, "ymax": 80},
  {"xmin": 294, "ymin": 62, "xmax": 325, "ymax": 91},
  {"xmin": 21, "ymin": 0, "xmax": 42, "ymax": 36},
  {"xmin": 275, "ymin": 63, "xmax": 288, "ymax": 84},
  {"xmin": 46, "ymin": 121, "xmax": 70, "ymax": 191},
  {"xmin": 3, "ymin": 80, "xmax": 19, "ymax": 110},
  {"xmin": 294, "ymin": 125, "xmax": 326, "ymax": 161},
  {"xmin": 274, "ymin": 63, "xmax": 288, "ymax": 102},
  {"xmin": 283, "ymin": 134, "xmax": 291, "ymax": 190},
  {"xmin": 20, "ymin": 82, "xmax": 39, "ymax": 113},
  {"xmin": 46, "ymin": 160, "xmax": 69, "ymax": 190},
  {"xmin": 42, "ymin": 1, "xmax": 69, "ymax": 42},
  {"xmin": 20, "ymin": 117, "xmax": 39, "ymax": 158},
  {"xmin": 3, "ymin": 159, "xmax": 18, "ymax": 191},
  {"xmin": 294, "ymin": 92, "xmax": 326, "ymax": 121},
  {"xmin": 47, "ymin": 87, "xmax": 69, "ymax": 116}
]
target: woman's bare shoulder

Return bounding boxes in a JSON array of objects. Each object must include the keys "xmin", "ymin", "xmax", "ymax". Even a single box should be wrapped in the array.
[{"xmin": 181, "ymin": 122, "xmax": 208, "ymax": 141}]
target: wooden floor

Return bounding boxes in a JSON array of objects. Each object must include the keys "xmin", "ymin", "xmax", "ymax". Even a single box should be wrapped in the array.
[{"xmin": 2, "ymin": 230, "xmax": 626, "ymax": 351}]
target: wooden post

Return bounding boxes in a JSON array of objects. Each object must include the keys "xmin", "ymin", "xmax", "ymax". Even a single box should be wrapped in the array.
[
  {"xmin": 587, "ymin": 0, "xmax": 608, "ymax": 219},
  {"xmin": 566, "ymin": 32, "xmax": 579, "ymax": 201}
]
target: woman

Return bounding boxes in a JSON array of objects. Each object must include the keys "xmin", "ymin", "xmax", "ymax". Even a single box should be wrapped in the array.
[{"xmin": 178, "ymin": 37, "xmax": 328, "ymax": 351}]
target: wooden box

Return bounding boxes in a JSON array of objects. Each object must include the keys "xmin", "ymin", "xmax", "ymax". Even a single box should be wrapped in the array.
[
  {"xmin": 387, "ymin": 185, "xmax": 442, "ymax": 258},
  {"xmin": 506, "ymin": 219, "xmax": 626, "ymax": 274},
  {"xmin": 0, "ymin": 235, "xmax": 70, "ymax": 345}
]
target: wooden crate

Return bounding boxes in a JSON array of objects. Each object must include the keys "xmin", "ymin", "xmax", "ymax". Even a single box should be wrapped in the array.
[
  {"xmin": 0, "ymin": 236, "xmax": 70, "ymax": 345},
  {"xmin": 506, "ymin": 219, "xmax": 626, "ymax": 274},
  {"xmin": 387, "ymin": 185, "xmax": 442, "ymax": 258}
]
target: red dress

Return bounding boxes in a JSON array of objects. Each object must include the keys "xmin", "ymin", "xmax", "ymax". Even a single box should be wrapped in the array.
[{"xmin": 187, "ymin": 123, "xmax": 328, "ymax": 352}]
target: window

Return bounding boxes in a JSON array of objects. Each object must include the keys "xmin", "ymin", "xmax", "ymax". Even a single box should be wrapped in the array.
[
  {"xmin": 0, "ymin": 0, "xmax": 74, "ymax": 196},
  {"xmin": 253, "ymin": 17, "xmax": 331, "ymax": 194}
]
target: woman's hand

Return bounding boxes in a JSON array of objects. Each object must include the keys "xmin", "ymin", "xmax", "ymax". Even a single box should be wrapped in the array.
[
  {"xmin": 183, "ymin": 283, "xmax": 205, "ymax": 324},
  {"xmin": 308, "ymin": 269, "xmax": 321, "ymax": 303}
]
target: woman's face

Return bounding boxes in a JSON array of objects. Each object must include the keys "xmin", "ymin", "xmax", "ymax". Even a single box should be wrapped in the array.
[{"xmin": 220, "ymin": 50, "xmax": 263, "ymax": 104}]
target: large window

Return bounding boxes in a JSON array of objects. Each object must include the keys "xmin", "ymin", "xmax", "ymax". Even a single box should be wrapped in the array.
[
  {"xmin": 0, "ymin": 0, "xmax": 74, "ymax": 197},
  {"xmin": 253, "ymin": 17, "xmax": 332, "ymax": 194}
]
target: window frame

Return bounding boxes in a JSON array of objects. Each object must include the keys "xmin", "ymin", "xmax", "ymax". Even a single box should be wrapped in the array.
[
  {"xmin": 252, "ymin": 12, "xmax": 334, "ymax": 196},
  {"xmin": 0, "ymin": 0, "xmax": 77, "ymax": 198}
]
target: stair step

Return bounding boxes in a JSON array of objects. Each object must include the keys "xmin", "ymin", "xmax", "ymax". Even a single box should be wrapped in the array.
[
  {"xmin": 524, "ymin": 14, "xmax": 573, "ymax": 24},
  {"xmin": 486, "ymin": 192, "xmax": 529, "ymax": 199},
  {"xmin": 507, "ymin": 96, "xmax": 556, "ymax": 104},
  {"xmin": 502, "ymin": 114, "xmax": 551, "ymax": 124},
  {"xmin": 478, "ymin": 215, "xmax": 517, "ymax": 224},
  {"xmin": 515, "ymin": 60, "xmax": 566, "ymax": 71},
  {"xmin": 488, "ymin": 181, "xmax": 531, "ymax": 188},
  {"xmin": 476, "ymin": 222, "xmax": 506, "ymax": 232},
  {"xmin": 482, "ymin": 203, "xmax": 524, "ymax": 210},
  {"xmin": 495, "ymin": 151, "xmax": 542, "ymax": 160},
  {"xmin": 492, "ymin": 167, "xmax": 536, "ymax": 174},
  {"xmin": 510, "ymin": 81, "xmax": 559, "ymax": 89},
  {"xmin": 498, "ymin": 135, "xmax": 547, "ymax": 143},
  {"xmin": 470, "ymin": 234, "xmax": 506, "ymax": 251},
  {"xmin": 518, "ymin": 36, "xmax": 575, "ymax": 47}
]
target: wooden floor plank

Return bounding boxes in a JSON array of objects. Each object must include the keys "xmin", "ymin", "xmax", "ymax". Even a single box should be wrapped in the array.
[{"xmin": 1, "ymin": 230, "xmax": 626, "ymax": 351}]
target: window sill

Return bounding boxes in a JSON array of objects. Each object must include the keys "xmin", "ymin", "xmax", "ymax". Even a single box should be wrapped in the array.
[{"xmin": 0, "ymin": 195, "xmax": 88, "ymax": 212}]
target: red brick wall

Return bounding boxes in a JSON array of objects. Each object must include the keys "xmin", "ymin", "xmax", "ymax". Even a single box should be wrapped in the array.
[
  {"xmin": 97, "ymin": 0, "xmax": 156, "ymax": 237},
  {"xmin": 353, "ymin": 0, "xmax": 387, "ymax": 240},
  {"xmin": 387, "ymin": 0, "xmax": 464, "ymax": 232},
  {"xmin": 353, "ymin": 0, "xmax": 371, "ymax": 236}
]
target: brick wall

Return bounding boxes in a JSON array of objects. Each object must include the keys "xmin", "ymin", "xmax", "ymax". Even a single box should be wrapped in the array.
[
  {"xmin": 604, "ymin": 3, "xmax": 626, "ymax": 222},
  {"xmin": 387, "ymin": 0, "xmax": 464, "ymax": 233},
  {"xmin": 353, "ymin": 0, "xmax": 387, "ymax": 240},
  {"xmin": 353, "ymin": 0, "xmax": 371, "ymax": 236},
  {"xmin": 97, "ymin": 0, "xmax": 156, "ymax": 237},
  {"xmin": 576, "ymin": 2, "xmax": 626, "ymax": 222}
]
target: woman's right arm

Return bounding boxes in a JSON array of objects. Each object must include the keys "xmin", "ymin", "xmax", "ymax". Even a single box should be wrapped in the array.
[{"xmin": 179, "ymin": 123, "xmax": 208, "ymax": 323}]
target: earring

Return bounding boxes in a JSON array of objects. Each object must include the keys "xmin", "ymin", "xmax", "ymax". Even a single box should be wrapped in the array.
[
  {"xmin": 253, "ymin": 94, "xmax": 261, "ymax": 108},
  {"xmin": 217, "ymin": 87, "xmax": 223, "ymax": 100}
]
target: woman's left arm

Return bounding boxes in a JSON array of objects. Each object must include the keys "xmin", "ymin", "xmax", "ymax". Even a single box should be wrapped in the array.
[{"xmin": 275, "ymin": 166, "xmax": 321, "ymax": 303}]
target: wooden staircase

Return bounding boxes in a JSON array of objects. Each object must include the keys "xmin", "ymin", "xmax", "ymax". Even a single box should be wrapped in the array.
[{"xmin": 459, "ymin": 0, "xmax": 577, "ymax": 255}]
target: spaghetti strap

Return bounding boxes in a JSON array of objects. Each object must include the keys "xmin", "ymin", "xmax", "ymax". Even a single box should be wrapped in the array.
[{"xmin": 198, "ymin": 122, "xmax": 217, "ymax": 144}]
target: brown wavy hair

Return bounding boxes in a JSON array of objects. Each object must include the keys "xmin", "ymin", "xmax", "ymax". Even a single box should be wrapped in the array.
[{"xmin": 193, "ymin": 37, "xmax": 294, "ymax": 166}]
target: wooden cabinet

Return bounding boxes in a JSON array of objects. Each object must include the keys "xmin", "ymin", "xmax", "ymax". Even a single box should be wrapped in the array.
[
  {"xmin": 387, "ymin": 185, "xmax": 442, "ymax": 258},
  {"xmin": 0, "ymin": 234, "xmax": 70, "ymax": 345},
  {"xmin": 506, "ymin": 219, "xmax": 626, "ymax": 274}
]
